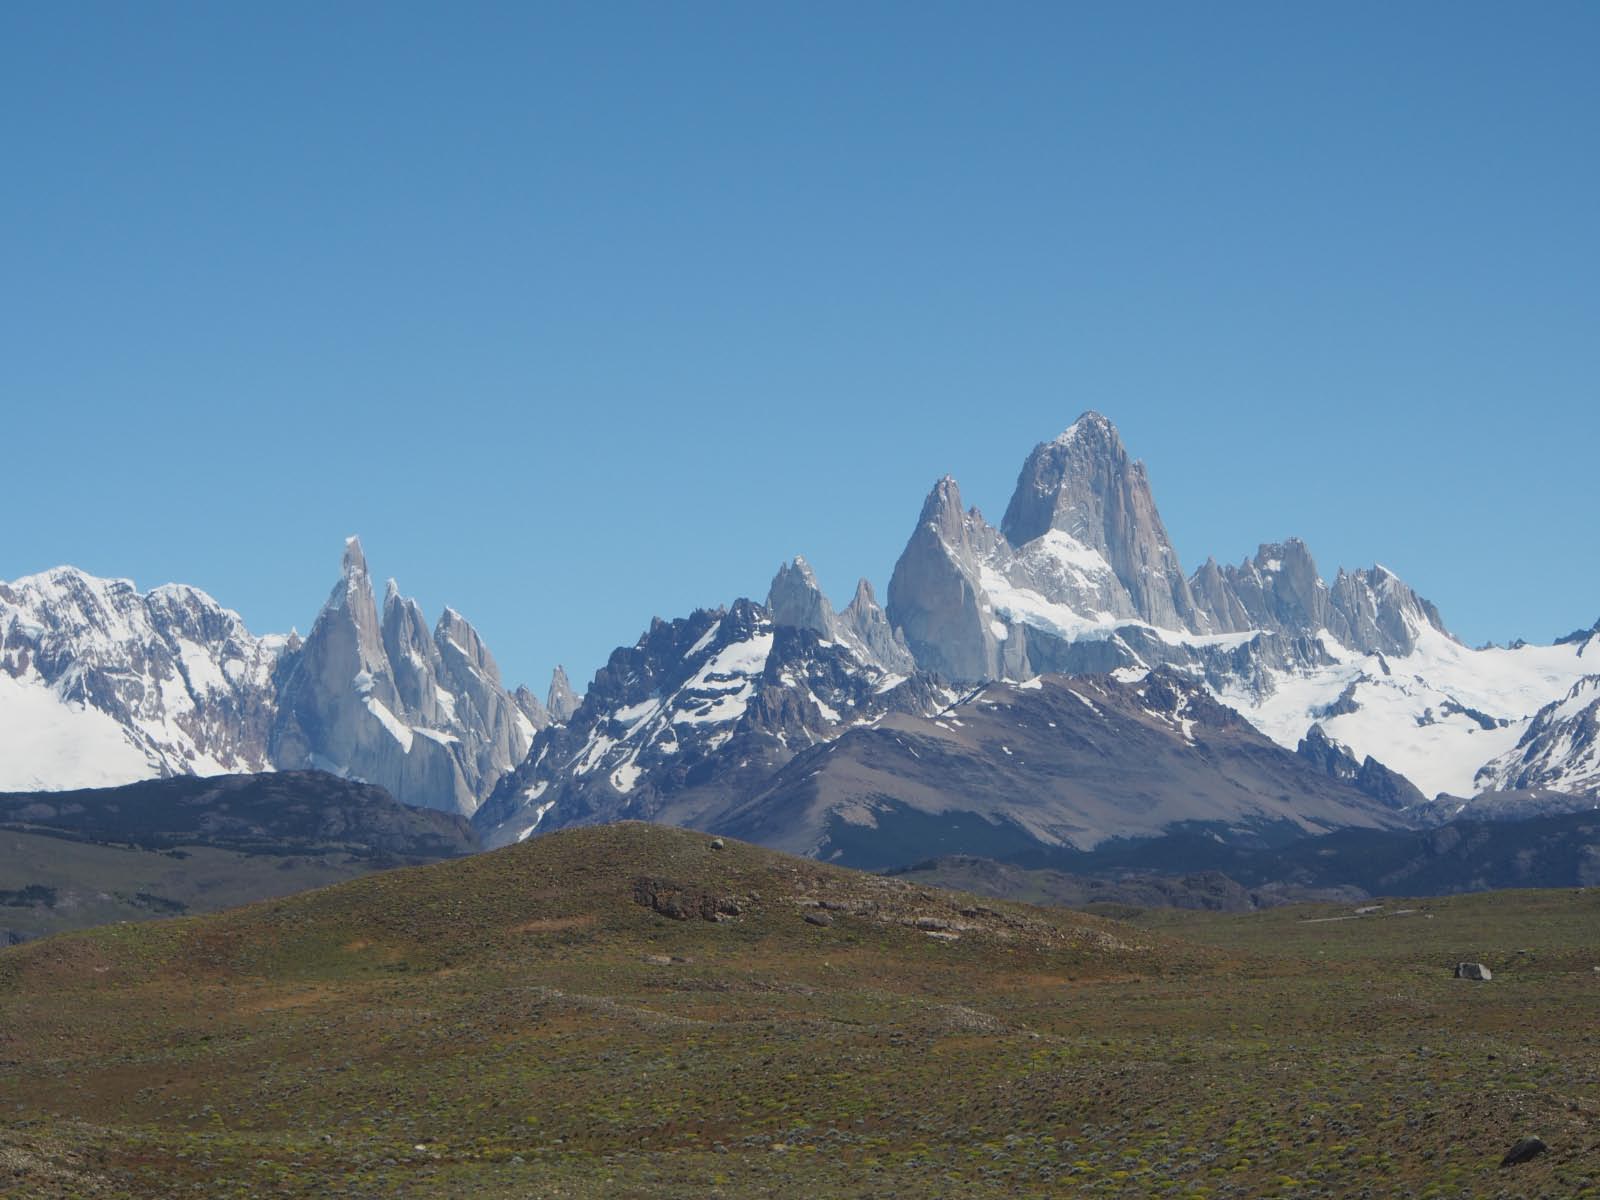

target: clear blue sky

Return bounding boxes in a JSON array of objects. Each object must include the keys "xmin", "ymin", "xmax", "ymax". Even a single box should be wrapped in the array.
[{"xmin": 4, "ymin": 2, "xmax": 1597, "ymax": 690}]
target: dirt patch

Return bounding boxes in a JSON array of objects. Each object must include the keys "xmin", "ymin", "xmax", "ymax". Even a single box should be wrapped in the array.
[
  {"xmin": 237, "ymin": 986, "xmax": 334, "ymax": 1016},
  {"xmin": 510, "ymin": 914, "xmax": 598, "ymax": 933}
]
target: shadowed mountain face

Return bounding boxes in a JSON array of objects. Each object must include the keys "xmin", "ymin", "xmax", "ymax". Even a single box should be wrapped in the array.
[
  {"xmin": 712, "ymin": 669, "xmax": 1413, "ymax": 870},
  {"xmin": 474, "ymin": 596, "xmax": 953, "ymax": 848}
]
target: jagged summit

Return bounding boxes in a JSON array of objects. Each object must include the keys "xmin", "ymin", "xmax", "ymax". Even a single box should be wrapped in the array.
[
  {"xmin": 1000, "ymin": 412, "xmax": 1197, "ymax": 631},
  {"xmin": 269, "ymin": 539, "xmax": 534, "ymax": 816},
  {"xmin": 766, "ymin": 556, "xmax": 917, "ymax": 675},
  {"xmin": 767, "ymin": 557, "xmax": 835, "ymax": 638},
  {"xmin": 1050, "ymin": 408, "xmax": 1115, "ymax": 441},
  {"xmin": 547, "ymin": 665, "xmax": 581, "ymax": 722},
  {"xmin": 341, "ymin": 534, "xmax": 369, "ymax": 580}
]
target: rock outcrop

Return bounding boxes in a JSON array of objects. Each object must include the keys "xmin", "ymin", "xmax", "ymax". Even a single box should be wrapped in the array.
[
  {"xmin": 269, "ymin": 538, "xmax": 533, "ymax": 816},
  {"xmin": 546, "ymin": 666, "xmax": 582, "ymax": 723}
]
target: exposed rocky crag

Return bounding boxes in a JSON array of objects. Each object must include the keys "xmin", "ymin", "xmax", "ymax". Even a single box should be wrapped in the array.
[
  {"xmin": 270, "ymin": 538, "xmax": 535, "ymax": 816},
  {"xmin": 475, "ymin": 572, "xmax": 953, "ymax": 846},
  {"xmin": 1476, "ymin": 676, "xmax": 1600, "ymax": 799},
  {"xmin": 1295, "ymin": 723, "xmax": 1427, "ymax": 811}
]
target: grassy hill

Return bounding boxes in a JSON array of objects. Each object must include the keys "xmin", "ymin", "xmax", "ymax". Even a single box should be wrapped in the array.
[{"xmin": 2, "ymin": 822, "xmax": 1597, "ymax": 1198}]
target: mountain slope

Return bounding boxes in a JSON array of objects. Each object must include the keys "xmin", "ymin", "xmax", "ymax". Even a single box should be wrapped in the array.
[
  {"xmin": 270, "ymin": 538, "xmax": 535, "ymax": 816},
  {"xmin": 717, "ymin": 668, "xmax": 1414, "ymax": 869},
  {"xmin": 1477, "ymin": 675, "xmax": 1600, "ymax": 797},
  {"xmin": 475, "ymin": 577, "xmax": 953, "ymax": 846},
  {"xmin": 0, "ymin": 568, "xmax": 283, "ymax": 789}
]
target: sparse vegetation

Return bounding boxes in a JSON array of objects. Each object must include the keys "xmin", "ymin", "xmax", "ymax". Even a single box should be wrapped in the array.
[{"xmin": 1, "ymin": 823, "xmax": 1596, "ymax": 1197}]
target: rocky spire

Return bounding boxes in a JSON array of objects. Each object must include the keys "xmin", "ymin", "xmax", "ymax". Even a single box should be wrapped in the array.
[
  {"xmin": 269, "ymin": 538, "xmax": 533, "ymax": 816},
  {"xmin": 514, "ymin": 685, "xmax": 551, "ymax": 733},
  {"xmin": 887, "ymin": 476, "xmax": 1016, "ymax": 681},
  {"xmin": 840, "ymin": 578, "xmax": 917, "ymax": 674},
  {"xmin": 547, "ymin": 665, "xmax": 581, "ymax": 723},
  {"xmin": 999, "ymin": 413, "xmax": 1199, "ymax": 632},
  {"xmin": 766, "ymin": 557, "xmax": 837, "ymax": 638}
]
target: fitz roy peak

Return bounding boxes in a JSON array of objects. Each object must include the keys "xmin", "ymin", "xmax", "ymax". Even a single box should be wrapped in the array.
[
  {"xmin": 885, "ymin": 412, "xmax": 1596, "ymax": 807},
  {"xmin": 999, "ymin": 412, "xmax": 1201, "ymax": 631}
]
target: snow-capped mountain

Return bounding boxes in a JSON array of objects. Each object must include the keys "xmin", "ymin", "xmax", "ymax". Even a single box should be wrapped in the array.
[
  {"xmin": 6, "ymin": 412, "xmax": 1595, "ymax": 848},
  {"xmin": 474, "ymin": 563, "xmax": 951, "ymax": 846},
  {"xmin": 0, "ymin": 539, "xmax": 545, "ymax": 815},
  {"xmin": 0, "ymin": 567, "xmax": 282, "ymax": 790},
  {"xmin": 270, "ymin": 538, "xmax": 538, "ymax": 816},
  {"xmin": 1477, "ymin": 673, "xmax": 1600, "ymax": 797},
  {"xmin": 883, "ymin": 411, "xmax": 1598, "ymax": 809}
]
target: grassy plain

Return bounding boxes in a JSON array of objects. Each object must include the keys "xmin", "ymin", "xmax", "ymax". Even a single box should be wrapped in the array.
[{"xmin": 1, "ymin": 822, "xmax": 1596, "ymax": 1198}]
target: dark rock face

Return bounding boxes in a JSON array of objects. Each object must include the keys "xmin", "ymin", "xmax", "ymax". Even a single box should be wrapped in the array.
[
  {"xmin": 1297, "ymin": 725, "xmax": 1426, "ymax": 810},
  {"xmin": 269, "ymin": 539, "xmax": 534, "ymax": 816},
  {"xmin": 475, "ymin": 596, "xmax": 951, "ymax": 847},
  {"xmin": 632, "ymin": 877, "xmax": 742, "ymax": 922}
]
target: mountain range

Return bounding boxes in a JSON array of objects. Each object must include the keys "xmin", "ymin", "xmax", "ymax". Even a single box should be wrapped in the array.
[{"xmin": 4, "ymin": 413, "xmax": 1596, "ymax": 867}]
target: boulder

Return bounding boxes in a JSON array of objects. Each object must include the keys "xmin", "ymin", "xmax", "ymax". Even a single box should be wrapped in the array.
[
  {"xmin": 1454, "ymin": 961, "xmax": 1492, "ymax": 981},
  {"xmin": 1499, "ymin": 1136, "xmax": 1547, "ymax": 1167}
]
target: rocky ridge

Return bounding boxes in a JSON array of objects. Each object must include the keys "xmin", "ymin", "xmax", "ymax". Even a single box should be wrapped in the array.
[
  {"xmin": 475, "ymin": 560, "xmax": 954, "ymax": 847},
  {"xmin": 0, "ymin": 540, "xmax": 550, "ymax": 816}
]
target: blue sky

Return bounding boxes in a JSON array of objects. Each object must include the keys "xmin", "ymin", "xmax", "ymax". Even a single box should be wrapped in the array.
[{"xmin": 4, "ymin": 2, "xmax": 1597, "ymax": 690}]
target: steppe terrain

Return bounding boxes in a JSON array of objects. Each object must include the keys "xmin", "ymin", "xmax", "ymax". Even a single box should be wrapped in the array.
[{"xmin": 2, "ymin": 823, "xmax": 1595, "ymax": 1198}]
